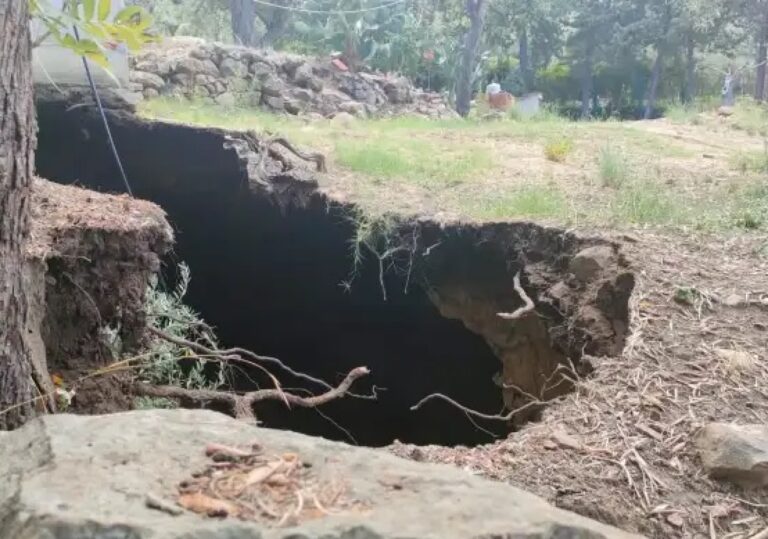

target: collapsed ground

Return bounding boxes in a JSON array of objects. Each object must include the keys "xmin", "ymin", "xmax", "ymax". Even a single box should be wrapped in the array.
[{"xmin": 34, "ymin": 94, "xmax": 768, "ymax": 538}]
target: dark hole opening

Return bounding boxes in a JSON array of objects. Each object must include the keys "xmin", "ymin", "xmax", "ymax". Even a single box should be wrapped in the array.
[{"xmin": 35, "ymin": 102, "xmax": 508, "ymax": 446}]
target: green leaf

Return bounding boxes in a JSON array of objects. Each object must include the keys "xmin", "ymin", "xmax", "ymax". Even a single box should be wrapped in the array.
[
  {"xmin": 97, "ymin": 0, "xmax": 111, "ymax": 21},
  {"xmin": 113, "ymin": 5, "xmax": 142, "ymax": 25},
  {"xmin": 82, "ymin": 0, "xmax": 95, "ymax": 20}
]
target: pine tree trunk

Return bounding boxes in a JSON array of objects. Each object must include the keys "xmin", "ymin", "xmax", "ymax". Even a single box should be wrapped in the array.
[
  {"xmin": 644, "ymin": 46, "xmax": 664, "ymax": 119},
  {"xmin": 755, "ymin": 7, "xmax": 768, "ymax": 102},
  {"xmin": 230, "ymin": 0, "xmax": 256, "ymax": 47},
  {"xmin": 0, "ymin": 0, "xmax": 37, "ymax": 430},
  {"xmin": 455, "ymin": 0, "xmax": 487, "ymax": 117},
  {"xmin": 683, "ymin": 34, "xmax": 696, "ymax": 104},
  {"xmin": 519, "ymin": 25, "xmax": 533, "ymax": 92},
  {"xmin": 579, "ymin": 37, "xmax": 594, "ymax": 119}
]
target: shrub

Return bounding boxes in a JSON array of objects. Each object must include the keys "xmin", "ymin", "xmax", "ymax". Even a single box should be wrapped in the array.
[
  {"xmin": 543, "ymin": 137, "xmax": 574, "ymax": 163},
  {"xmin": 599, "ymin": 144, "xmax": 628, "ymax": 187}
]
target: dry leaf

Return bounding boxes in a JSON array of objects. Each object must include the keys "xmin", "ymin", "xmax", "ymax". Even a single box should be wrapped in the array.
[
  {"xmin": 551, "ymin": 430, "xmax": 582, "ymax": 451},
  {"xmin": 245, "ymin": 461, "xmax": 283, "ymax": 486},
  {"xmin": 178, "ymin": 492, "xmax": 240, "ymax": 517},
  {"xmin": 666, "ymin": 513, "xmax": 684, "ymax": 528},
  {"xmin": 715, "ymin": 348, "xmax": 757, "ymax": 373}
]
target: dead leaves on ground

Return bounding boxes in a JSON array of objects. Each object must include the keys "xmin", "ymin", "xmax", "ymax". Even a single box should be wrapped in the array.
[{"xmin": 175, "ymin": 441, "xmax": 364, "ymax": 527}]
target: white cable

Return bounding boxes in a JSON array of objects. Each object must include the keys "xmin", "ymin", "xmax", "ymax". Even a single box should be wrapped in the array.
[{"xmin": 249, "ymin": 0, "xmax": 406, "ymax": 15}]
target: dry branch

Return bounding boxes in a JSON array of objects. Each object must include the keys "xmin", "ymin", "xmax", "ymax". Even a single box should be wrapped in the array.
[
  {"xmin": 410, "ymin": 392, "xmax": 544, "ymax": 422},
  {"xmin": 497, "ymin": 271, "xmax": 535, "ymax": 320},
  {"xmin": 134, "ymin": 366, "xmax": 370, "ymax": 422}
]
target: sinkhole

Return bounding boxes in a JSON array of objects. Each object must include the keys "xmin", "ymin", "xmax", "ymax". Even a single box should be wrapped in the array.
[{"xmin": 35, "ymin": 99, "xmax": 634, "ymax": 447}]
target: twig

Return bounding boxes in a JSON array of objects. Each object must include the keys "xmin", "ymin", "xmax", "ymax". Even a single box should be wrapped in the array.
[
  {"xmin": 134, "ymin": 366, "xmax": 370, "ymax": 422},
  {"xmin": 497, "ymin": 271, "xmax": 535, "ymax": 320},
  {"xmin": 410, "ymin": 391, "xmax": 543, "ymax": 422},
  {"xmin": 147, "ymin": 326, "xmax": 332, "ymax": 391}
]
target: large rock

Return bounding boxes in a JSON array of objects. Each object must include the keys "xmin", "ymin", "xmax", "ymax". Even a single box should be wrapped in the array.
[
  {"xmin": 0, "ymin": 410, "xmax": 641, "ymax": 539},
  {"xmin": 130, "ymin": 70, "xmax": 166, "ymax": 90},
  {"xmin": 696, "ymin": 423, "xmax": 768, "ymax": 487},
  {"xmin": 569, "ymin": 245, "xmax": 616, "ymax": 283}
]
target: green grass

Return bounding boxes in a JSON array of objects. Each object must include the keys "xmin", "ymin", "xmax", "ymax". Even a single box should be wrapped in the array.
[
  {"xmin": 472, "ymin": 185, "xmax": 567, "ymax": 221},
  {"xmin": 139, "ymin": 96, "xmax": 768, "ymax": 232},
  {"xmin": 598, "ymin": 144, "xmax": 628, "ymax": 188},
  {"xmin": 334, "ymin": 138, "xmax": 493, "ymax": 186},
  {"xmin": 731, "ymin": 149, "xmax": 768, "ymax": 174}
]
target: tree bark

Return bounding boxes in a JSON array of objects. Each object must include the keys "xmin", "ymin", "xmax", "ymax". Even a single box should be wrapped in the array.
[
  {"xmin": 755, "ymin": 6, "xmax": 768, "ymax": 102},
  {"xmin": 644, "ymin": 46, "xmax": 664, "ymax": 119},
  {"xmin": 255, "ymin": 4, "xmax": 291, "ymax": 48},
  {"xmin": 683, "ymin": 33, "xmax": 696, "ymax": 104},
  {"xmin": 519, "ymin": 25, "xmax": 534, "ymax": 92},
  {"xmin": 455, "ymin": 0, "xmax": 488, "ymax": 117},
  {"xmin": 229, "ymin": 0, "xmax": 256, "ymax": 47},
  {"xmin": 0, "ymin": 0, "xmax": 37, "ymax": 430},
  {"xmin": 579, "ymin": 36, "xmax": 594, "ymax": 119}
]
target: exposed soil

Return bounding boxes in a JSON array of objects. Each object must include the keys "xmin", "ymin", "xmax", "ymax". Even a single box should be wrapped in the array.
[
  {"xmin": 392, "ymin": 230, "xmax": 768, "ymax": 538},
  {"xmin": 35, "ymin": 98, "xmax": 633, "ymax": 449},
  {"xmin": 33, "ymin": 94, "xmax": 768, "ymax": 538},
  {"xmin": 27, "ymin": 178, "xmax": 172, "ymax": 414}
]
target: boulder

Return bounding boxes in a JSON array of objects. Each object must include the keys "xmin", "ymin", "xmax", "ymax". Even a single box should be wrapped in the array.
[
  {"xmin": 0, "ymin": 410, "xmax": 642, "ymax": 539},
  {"xmin": 339, "ymin": 100, "xmax": 367, "ymax": 117},
  {"xmin": 220, "ymin": 57, "xmax": 248, "ymax": 79},
  {"xmin": 696, "ymin": 423, "xmax": 768, "ymax": 487},
  {"xmin": 250, "ymin": 61, "xmax": 274, "ymax": 79},
  {"xmin": 293, "ymin": 88, "xmax": 314, "ymax": 102},
  {"xmin": 261, "ymin": 74, "xmax": 285, "ymax": 97},
  {"xmin": 293, "ymin": 63, "xmax": 323, "ymax": 92},
  {"xmin": 130, "ymin": 70, "xmax": 166, "ymax": 90},
  {"xmin": 176, "ymin": 57, "xmax": 220, "ymax": 78},
  {"xmin": 263, "ymin": 95, "xmax": 284, "ymax": 111},
  {"xmin": 569, "ymin": 245, "xmax": 616, "ymax": 283},
  {"xmin": 215, "ymin": 92, "xmax": 236, "ymax": 108},
  {"xmin": 284, "ymin": 99, "xmax": 301, "ymax": 115}
]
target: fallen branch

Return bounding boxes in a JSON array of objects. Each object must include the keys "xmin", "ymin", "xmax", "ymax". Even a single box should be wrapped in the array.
[
  {"xmin": 410, "ymin": 392, "xmax": 543, "ymax": 422},
  {"xmin": 497, "ymin": 271, "xmax": 535, "ymax": 320},
  {"xmin": 134, "ymin": 366, "xmax": 370, "ymax": 422},
  {"xmin": 245, "ymin": 131, "xmax": 327, "ymax": 178},
  {"xmin": 147, "ymin": 326, "xmax": 333, "ymax": 391}
]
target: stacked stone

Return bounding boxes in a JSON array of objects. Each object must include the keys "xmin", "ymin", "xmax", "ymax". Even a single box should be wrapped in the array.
[{"xmin": 128, "ymin": 37, "xmax": 457, "ymax": 119}]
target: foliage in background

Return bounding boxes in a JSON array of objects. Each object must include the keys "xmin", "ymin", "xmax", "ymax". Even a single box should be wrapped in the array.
[
  {"xmin": 140, "ymin": 263, "xmax": 227, "ymax": 391},
  {"xmin": 31, "ymin": 0, "xmax": 156, "ymax": 67}
]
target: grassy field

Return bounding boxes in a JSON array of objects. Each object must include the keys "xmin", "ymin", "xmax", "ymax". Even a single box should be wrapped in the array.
[{"xmin": 140, "ymin": 98, "xmax": 768, "ymax": 231}]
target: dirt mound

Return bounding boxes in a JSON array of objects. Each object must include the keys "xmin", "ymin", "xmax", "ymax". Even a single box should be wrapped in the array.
[
  {"xmin": 26, "ymin": 179, "xmax": 172, "ymax": 414},
  {"xmin": 129, "ymin": 36, "xmax": 456, "ymax": 119}
]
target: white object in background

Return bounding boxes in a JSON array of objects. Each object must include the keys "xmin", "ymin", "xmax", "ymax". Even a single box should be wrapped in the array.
[
  {"xmin": 517, "ymin": 92, "xmax": 543, "ymax": 118},
  {"xmin": 485, "ymin": 82, "xmax": 501, "ymax": 97},
  {"xmin": 30, "ymin": 0, "xmax": 129, "ymax": 88}
]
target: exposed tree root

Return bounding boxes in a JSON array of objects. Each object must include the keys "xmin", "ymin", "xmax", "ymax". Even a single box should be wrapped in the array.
[
  {"xmin": 497, "ymin": 271, "xmax": 535, "ymax": 320},
  {"xmin": 244, "ymin": 131, "xmax": 327, "ymax": 178},
  {"xmin": 135, "ymin": 366, "xmax": 370, "ymax": 423},
  {"xmin": 138, "ymin": 327, "xmax": 370, "ymax": 422}
]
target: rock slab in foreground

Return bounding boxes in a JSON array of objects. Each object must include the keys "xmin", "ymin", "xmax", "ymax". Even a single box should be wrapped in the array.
[
  {"xmin": 0, "ymin": 410, "xmax": 641, "ymax": 539},
  {"xmin": 696, "ymin": 422, "xmax": 768, "ymax": 487}
]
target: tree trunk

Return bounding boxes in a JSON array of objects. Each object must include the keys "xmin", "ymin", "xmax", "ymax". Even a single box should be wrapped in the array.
[
  {"xmin": 254, "ymin": 1, "xmax": 291, "ymax": 48},
  {"xmin": 0, "ymin": 0, "xmax": 37, "ymax": 430},
  {"xmin": 644, "ymin": 46, "xmax": 664, "ymax": 119},
  {"xmin": 755, "ymin": 7, "xmax": 768, "ymax": 102},
  {"xmin": 579, "ymin": 36, "xmax": 594, "ymax": 119},
  {"xmin": 519, "ymin": 25, "xmax": 534, "ymax": 92},
  {"xmin": 229, "ymin": 0, "xmax": 256, "ymax": 47},
  {"xmin": 455, "ymin": 0, "xmax": 488, "ymax": 117},
  {"xmin": 683, "ymin": 33, "xmax": 696, "ymax": 104}
]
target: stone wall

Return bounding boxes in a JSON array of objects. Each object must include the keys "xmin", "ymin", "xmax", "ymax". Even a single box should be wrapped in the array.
[{"xmin": 129, "ymin": 37, "xmax": 456, "ymax": 119}]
